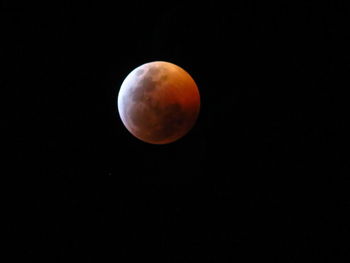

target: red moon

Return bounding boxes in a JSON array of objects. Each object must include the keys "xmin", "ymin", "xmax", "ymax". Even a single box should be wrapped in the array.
[{"xmin": 118, "ymin": 61, "xmax": 200, "ymax": 144}]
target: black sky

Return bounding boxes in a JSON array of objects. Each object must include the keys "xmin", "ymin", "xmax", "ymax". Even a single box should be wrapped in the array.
[{"xmin": 5, "ymin": 1, "xmax": 350, "ymax": 262}]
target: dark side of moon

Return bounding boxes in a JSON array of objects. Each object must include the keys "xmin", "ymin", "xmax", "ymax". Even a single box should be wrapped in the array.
[{"xmin": 127, "ymin": 72, "xmax": 190, "ymax": 144}]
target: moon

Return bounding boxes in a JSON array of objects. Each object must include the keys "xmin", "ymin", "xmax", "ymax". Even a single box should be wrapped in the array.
[{"xmin": 118, "ymin": 61, "xmax": 200, "ymax": 144}]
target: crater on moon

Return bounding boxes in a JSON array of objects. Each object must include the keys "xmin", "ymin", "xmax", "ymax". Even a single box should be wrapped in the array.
[{"xmin": 131, "ymin": 75, "xmax": 158, "ymax": 102}]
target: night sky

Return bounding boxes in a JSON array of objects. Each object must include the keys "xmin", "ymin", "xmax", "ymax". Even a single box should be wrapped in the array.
[{"xmin": 6, "ymin": 1, "xmax": 350, "ymax": 262}]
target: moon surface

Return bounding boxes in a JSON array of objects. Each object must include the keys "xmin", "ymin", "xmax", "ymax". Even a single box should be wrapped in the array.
[{"xmin": 118, "ymin": 61, "xmax": 200, "ymax": 144}]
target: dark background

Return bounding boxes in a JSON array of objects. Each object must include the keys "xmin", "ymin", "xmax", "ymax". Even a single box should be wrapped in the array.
[{"xmin": 4, "ymin": 1, "xmax": 350, "ymax": 262}]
